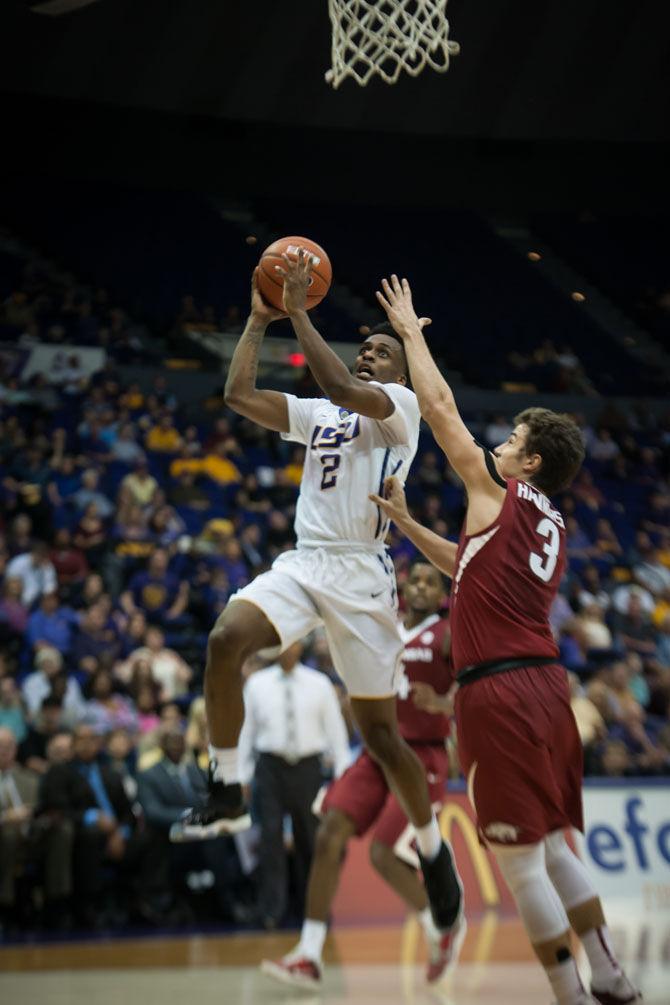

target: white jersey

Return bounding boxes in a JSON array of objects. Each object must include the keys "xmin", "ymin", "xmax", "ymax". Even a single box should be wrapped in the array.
[{"xmin": 280, "ymin": 381, "xmax": 420, "ymax": 547}]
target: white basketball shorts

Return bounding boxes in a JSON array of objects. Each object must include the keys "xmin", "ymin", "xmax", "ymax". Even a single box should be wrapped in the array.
[{"xmin": 228, "ymin": 545, "xmax": 403, "ymax": 698}]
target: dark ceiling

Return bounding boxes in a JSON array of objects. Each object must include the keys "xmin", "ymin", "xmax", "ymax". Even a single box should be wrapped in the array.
[
  {"xmin": 1, "ymin": 1, "xmax": 669, "ymax": 214},
  {"xmin": 2, "ymin": 0, "xmax": 669, "ymax": 142}
]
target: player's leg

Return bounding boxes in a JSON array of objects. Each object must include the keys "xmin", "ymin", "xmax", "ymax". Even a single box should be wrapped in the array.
[
  {"xmin": 492, "ymin": 841, "xmax": 593, "ymax": 1004},
  {"xmin": 170, "ymin": 599, "xmax": 278, "ymax": 840},
  {"xmin": 172, "ymin": 560, "xmax": 321, "ymax": 841},
  {"xmin": 262, "ymin": 753, "xmax": 389, "ymax": 988},
  {"xmin": 544, "ymin": 831, "xmax": 642, "ymax": 1004},
  {"xmin": 206, "ymin": 599, "xmax": 279, "ymax": 748},
  {"xmin": 369, "ymin": 743, "xmax": 463, "ymax": 984},
  {"xmin": 543, "ymin": 681, "xmax": 641, "ymax": 1004},
  {"xmin": 350, "ymin": 696, "xmax": 462, "ymax": 933},
  {"xmin": 261, "ymin": 809, "xmax": 357, "ymax": 988},
  {"xmin": 458, "ymin": 670, "xmax": 600, "ymax": 1004}
]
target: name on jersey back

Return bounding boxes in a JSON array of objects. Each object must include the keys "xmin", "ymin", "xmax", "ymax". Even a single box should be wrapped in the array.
[{"xmin": 516, "ymin": 481, "xmax": 565, "ymax": 528}]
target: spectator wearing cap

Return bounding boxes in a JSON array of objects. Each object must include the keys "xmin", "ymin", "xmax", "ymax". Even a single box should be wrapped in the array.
[
  {"xmin": 22, "ymin": 647, "xmax": 85, "ymax": 722},
  {"xmin": 6, "ymin": 542, "xmax": 57, "ymax": 607}
]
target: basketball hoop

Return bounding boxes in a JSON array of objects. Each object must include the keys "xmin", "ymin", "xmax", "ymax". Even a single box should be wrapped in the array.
[{"xmin": 326, "ymin": 0, "xmax": 460, "ymax": 88}]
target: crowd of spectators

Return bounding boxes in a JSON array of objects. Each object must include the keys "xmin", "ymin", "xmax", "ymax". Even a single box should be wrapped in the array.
[{"xmin": 0, "ymin": 245, "xmax": 669, "ymax": 942}]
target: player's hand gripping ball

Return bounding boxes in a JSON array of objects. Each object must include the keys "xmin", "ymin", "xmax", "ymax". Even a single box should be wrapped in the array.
[{"xmin": 257, "ymin": 236, "xmax": 332, "ymax": 312}]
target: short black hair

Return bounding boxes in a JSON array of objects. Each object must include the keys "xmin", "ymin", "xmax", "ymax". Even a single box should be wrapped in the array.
[
  {"xmin": 407, "ymin": 556, "xmax": 447, "ymax": 590},
  {"xmin": 365, "ymin": 323, "xmax": 408, "ymax": 377}
]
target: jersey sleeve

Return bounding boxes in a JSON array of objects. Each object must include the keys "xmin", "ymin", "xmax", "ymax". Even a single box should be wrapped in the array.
[
  {"xmin": 368, "ymin": 381, "xmax": 420, "ymax": 447},
  {"xmin": 279, "ymin": 394, "xmax": 322, "ymax": 446}
]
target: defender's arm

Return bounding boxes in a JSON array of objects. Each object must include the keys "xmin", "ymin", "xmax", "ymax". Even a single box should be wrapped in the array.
[{"xmin": 369, "ymin": 476, "xmax": 457, "ymax": 577}]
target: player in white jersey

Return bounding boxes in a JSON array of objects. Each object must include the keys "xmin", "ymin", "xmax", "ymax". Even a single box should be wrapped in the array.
[{"xmin": 176, "ymin": 250, "xmax": 464, "ymax": 945}]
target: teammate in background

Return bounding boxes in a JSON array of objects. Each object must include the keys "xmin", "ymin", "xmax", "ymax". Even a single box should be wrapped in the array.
[
  {"xmin": 175, "ymin": 253, "xmax": 464, "ymax": 953},
  {"xmin": 371, "ymin": 274, "xmax": 641, "ymax": 1005},
  {"xmin": 262, "ymin": 559, "xmax": 458, "ymax": 989}
]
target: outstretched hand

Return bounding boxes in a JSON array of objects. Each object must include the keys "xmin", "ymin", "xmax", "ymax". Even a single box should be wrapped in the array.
[
  {"xmin": 376, "ymin": 275, "xmax": 431, "ymax": 340},
  {"xmin": 368, "ymin": 475, "xmax": 410, "ymax": 525},
  {"xmin": 275, "ymin": 247, "xmax": 314, "ymax": 316},
  {"xmin": 250, "ymin": 268, "xmax": 287, "ymax": 325}
]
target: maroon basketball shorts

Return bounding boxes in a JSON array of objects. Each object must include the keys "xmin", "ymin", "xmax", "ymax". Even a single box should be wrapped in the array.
[
  {"xmin": 455, "ymin": 664, "xmax": 584, "ymax": 847},
  {"xmin": 322, "ymin": 743, "xmax": 449, "ymax": 852}
]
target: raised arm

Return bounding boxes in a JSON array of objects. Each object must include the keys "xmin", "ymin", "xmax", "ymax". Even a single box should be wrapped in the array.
[
  {"xmin": 369, "ymin": 476, "xmax": 457, "ymax": 578},
  {"xmin": 278, "ymin": 249, "xmax": 394, "ymax": 420},
  {"xmin": 223, "ymin": 271, "xmax": 290, "ymax": 432},
  {"xmin": 376, "ymin": 276, "xmax": 506, "ymax": 518}
]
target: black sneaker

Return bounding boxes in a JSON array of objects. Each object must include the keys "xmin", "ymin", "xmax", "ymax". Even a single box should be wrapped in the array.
[
  {"xmin": 169, "ymin": 780, "xmax": 252, "ymax": 842},
  {"xmin": 418, "ymin": 841, "xmax": 464, "ymax": 931}
]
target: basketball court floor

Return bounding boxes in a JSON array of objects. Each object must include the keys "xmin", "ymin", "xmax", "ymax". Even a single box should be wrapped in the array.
[{"xmin": 1, "ymin": 906, "xmax": 667, "ymax": 1004}]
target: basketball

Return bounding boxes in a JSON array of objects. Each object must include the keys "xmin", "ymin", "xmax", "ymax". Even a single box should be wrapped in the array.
[{"xmin": 257, "ymin": 235, "xmax": 332, "ymax": 312}]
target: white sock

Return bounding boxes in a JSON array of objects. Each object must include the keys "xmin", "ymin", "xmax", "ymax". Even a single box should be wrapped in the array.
[
  {"xmin": 581, "ymin": 926, "xmax": 622, "ymax": 987},
  {"xmin": 296, "ymin": 919, "xmax": 327, "ymax": 963},
  {"xmin": 415, "ymin": 814, "xmax": 442, "ymax": 861},
  {"xmin": 546, "ymin": 954, "xmax": 586, "ymax": 1004},
  {"xmin": 209, "ymin": 745, "xmax": 239, "ymax": 785},
  {"xmin": 418, "ymin": 906, "xmax": 440, "ymax": 944}
]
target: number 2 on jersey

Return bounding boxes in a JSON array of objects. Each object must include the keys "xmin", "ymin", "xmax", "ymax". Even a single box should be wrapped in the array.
[
  {"xmin": 529, "ymin": 516, "xmax": 560, "ymax": 582},
  {"xmin": 320, "ymin": 453, "xmax": 341, "ymax": 490}
]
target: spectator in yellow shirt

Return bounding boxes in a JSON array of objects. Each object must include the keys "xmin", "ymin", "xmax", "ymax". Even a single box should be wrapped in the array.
[
  {"xmin": 170, "ymin": 443, "xmax": 241, "ymax": 486},
  {"xmin": 283, "ymin": 446, "xmax": 305, "ymax": 487},
  {"xmin": 145, "ymin": 414, "xmax": 182, "ymax": 454}
]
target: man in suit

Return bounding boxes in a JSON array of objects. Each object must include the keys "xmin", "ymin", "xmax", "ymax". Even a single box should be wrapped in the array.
[
  {"xmin": 38, "ymin": 723, "xmax": 142, "ymax": 925},
  {"xmin": 0, "ymin": 727, "xmax": 73, "ymax": 932},
  {"xmin": 138, "ymin": 729, "xmax": 247, "ymax": 922}
]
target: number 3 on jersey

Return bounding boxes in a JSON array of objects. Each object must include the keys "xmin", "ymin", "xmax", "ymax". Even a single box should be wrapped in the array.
[
  {"xmin": 529, "ymin": 516, "xmax": 560, "ymax": 582},
  {"xmin": 320, "ymin": 453, "xmax": 340, "ymax": 490}
]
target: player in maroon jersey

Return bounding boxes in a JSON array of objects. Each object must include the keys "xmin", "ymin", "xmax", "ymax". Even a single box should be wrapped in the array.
[
  {"xmin": 261, "ymin": 559, "xmax": 462, "ymax": 990},
  {"xmin": 371, "ymin": 275, "xmax": 641, "ymax": 1005}
]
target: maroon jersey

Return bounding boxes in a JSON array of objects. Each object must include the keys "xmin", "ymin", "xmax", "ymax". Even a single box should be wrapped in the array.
[
  {"xmin": 450, "ymin": 478, "xmax": 565, "ymax": 672},
  {"xmin": 396, "ymin": 614, "xmax": 453, "ymax": 742}
]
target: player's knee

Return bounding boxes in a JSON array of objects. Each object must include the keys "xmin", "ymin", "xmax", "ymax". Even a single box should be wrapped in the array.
[
  {"xmin": 492, "ymin": 842, "xmax": 545, "ymax": 896},
  {"xmin": 369, "ymin": 840, "xmax": 394, "ymax": 877},
  {"xmin": 315, "ymin": 814, "xmax": 349, "ymax": 862},
  {"xmin": 544, "ymin": 830, "xmax": 570, "ymax": 870},
  {"xmin": 207, "ymin": 618, "xmax": 249, "ymax": 666}
]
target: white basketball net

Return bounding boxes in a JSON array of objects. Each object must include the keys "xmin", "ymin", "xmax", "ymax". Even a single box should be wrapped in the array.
[{"xmin": 326, "ymin": 0, "xmax": 460, "ymax": 88}]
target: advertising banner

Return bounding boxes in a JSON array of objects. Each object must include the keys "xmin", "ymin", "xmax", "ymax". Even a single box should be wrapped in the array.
[
  {"xmin": 577, "ymin": 781, "xmax": 670, "ymax": 911},
  {"xmin": 331, "ymin": 781, "xmax": 670, "ymax": 924}
]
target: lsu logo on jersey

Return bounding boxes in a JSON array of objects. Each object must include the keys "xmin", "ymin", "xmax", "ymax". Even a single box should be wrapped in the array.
[
  {"xmin": 310, "ymin": 416, "xmax": 361, "ymax": 451},
  {"xmin": 311, "ymin": 416, "xmax": 361, "ymax": 490}
]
